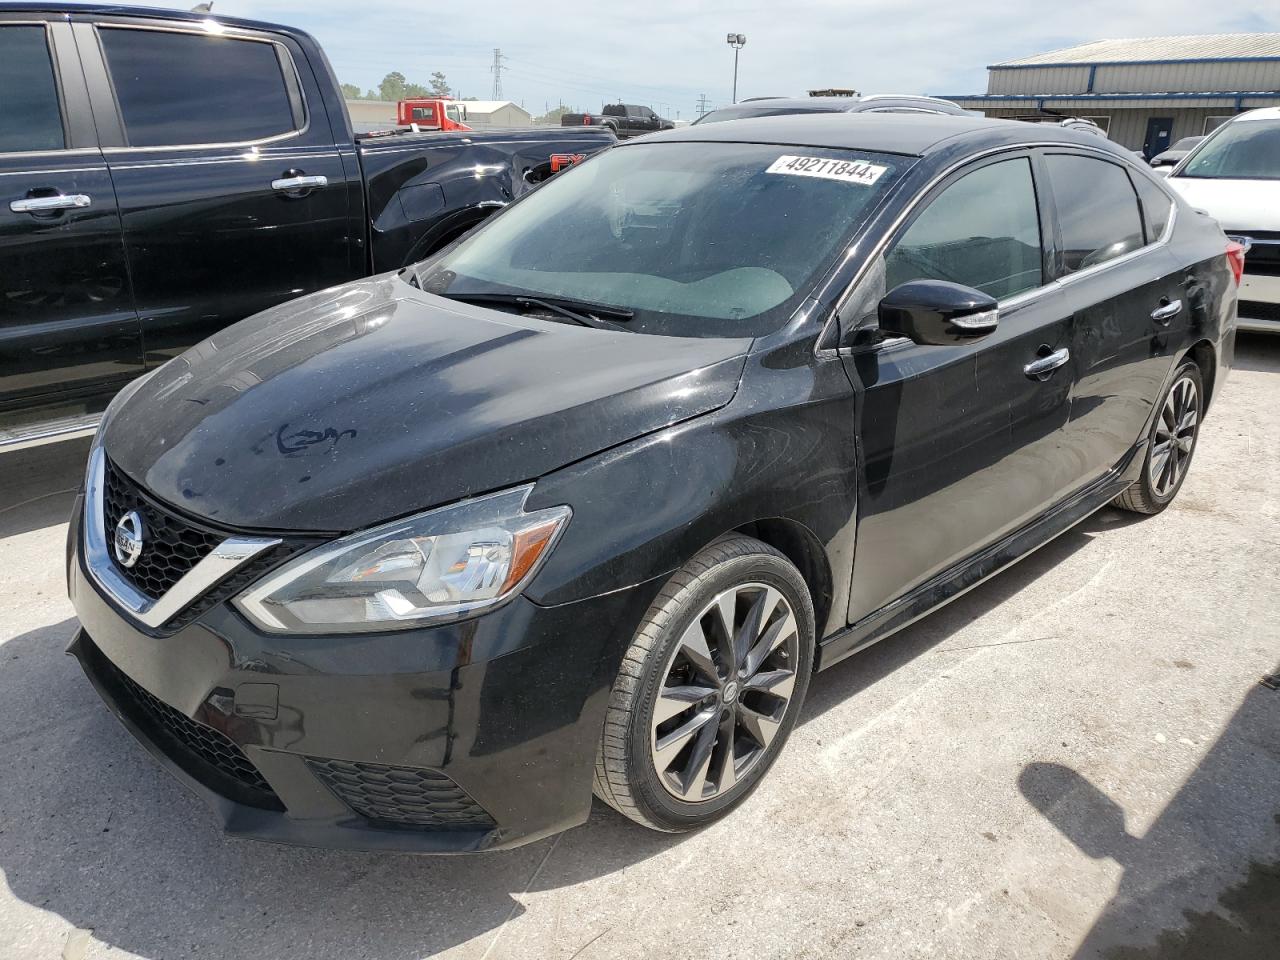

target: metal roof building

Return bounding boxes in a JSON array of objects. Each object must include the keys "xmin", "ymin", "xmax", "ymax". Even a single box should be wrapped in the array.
[{"xmin": 940, "ymin": 34, "xmax": 1280, "ymax": 156}]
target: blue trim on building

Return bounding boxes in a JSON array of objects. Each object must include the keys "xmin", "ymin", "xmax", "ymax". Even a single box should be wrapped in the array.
[
  {"xmin": 1086, "ymin": 64, "xmax": 1097, "ymax": 92},
  {"xmin": 938, "ymin": 91, "xmax": 1280, "ymax": 103},
  {"xmin": 989, "ymin": 56, "xmax": 1280, "ymax": 69}
]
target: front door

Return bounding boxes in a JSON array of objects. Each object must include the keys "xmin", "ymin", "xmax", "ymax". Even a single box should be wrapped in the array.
[
  {"xmin": 77, "ymin": 16, "xmax": 361, "ymax": 366},
  {"xmin": 1143, "ymin": 117, "xmax": 1174, "ymax": 160},
  {"xmin": 840, "ymin": 153, "xmax": 1078, "ymax": 623},
  {"xmin": 0, "ymin": 20, "xmax": 141, "ymax": 414}
]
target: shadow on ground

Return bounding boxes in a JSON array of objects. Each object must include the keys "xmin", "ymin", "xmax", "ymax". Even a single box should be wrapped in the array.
[
  {"xmin": 1020, "ymin": 673, "xmax": 1280, "ymax": 959},
  {"xmin": 0, "ymin": 436, "xmax": 90, "ymax": 538}
]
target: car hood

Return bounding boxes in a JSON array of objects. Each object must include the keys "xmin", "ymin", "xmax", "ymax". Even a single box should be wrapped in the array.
[
  {"xmin": 105, "ymin": 275, "xmax": 751, "ymax": 532},
  {"xmin": 1166, "ymin": 176, "xmax": 1280, "ymax": 231}
]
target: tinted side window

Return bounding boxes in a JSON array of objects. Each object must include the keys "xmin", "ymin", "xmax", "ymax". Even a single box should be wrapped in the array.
[
  {"xmin": 100, "ymin": 28, "xmax": 297, "ymax": 147},
  {"xmin": 885, "ymin": 157, "xmax": 1043, "ymax": 300},
  {"xmin": 1046, "ymin": 155, "xmax": 1145, "ymax": 272},
  {"xmin": 0, "ymin": 26, "xmax": 65, "ymax": 152},
  {"xmin": 1133, "ymin": 175, "xmax": 1173, "ymax": 243}
]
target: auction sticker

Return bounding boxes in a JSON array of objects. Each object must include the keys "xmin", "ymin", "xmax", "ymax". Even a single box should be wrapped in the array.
[{"xmin": 766, "ymin": 155, "xmax": 887, "ymax": 185}]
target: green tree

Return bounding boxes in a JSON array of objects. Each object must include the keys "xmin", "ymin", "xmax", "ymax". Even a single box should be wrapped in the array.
[
  {"xmin": 339, "ymin": 82, "xmax": 362, "ymax": 100},
  {"xmin": 430, "ymin": 72, "xmax": 451, "ymax": 97},
  {"xmin": 403, "ymin": 82, "xmax": 430, "ymax": 99},
  {"xmin": 377, "ymin": 71, "xmax": 408, "ymax": 102}
]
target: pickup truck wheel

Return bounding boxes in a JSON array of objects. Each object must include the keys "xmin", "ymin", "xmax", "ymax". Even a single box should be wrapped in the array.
[
  {"xmin": 593, "ymin": 535, "xmax": 814, "ymax": 832},
  {"xmin": 1112, "ymin": 360, "xmax": 1203, "ymax": 515}
]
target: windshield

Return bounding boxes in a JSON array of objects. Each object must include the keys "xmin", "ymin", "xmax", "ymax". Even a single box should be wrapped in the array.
[
  {"xmin": 1168, "ymin": 137, "xmax": 1201, "ymax": 151},
  {"xmin": 1178, "ymin": 119, "xmax": 1280, "ymax": 180},
  {"xmin": 694, "ymin": 105, "xmax": 838, "ymax": 125},
  {"xmin": 416, "ymin": 142, "xmax": 907, "ymax": 337}
]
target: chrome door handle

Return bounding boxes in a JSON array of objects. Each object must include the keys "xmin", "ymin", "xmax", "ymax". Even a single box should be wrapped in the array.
[
  {"xmin": 1151, "ymin": 299, "xmax": 1183, "ymax": 323},
  {"xmin": 271, "ymin": 175, "xmax": 328, "ymax": 192},
  {"xmin": 1023, "ymin": 347, "xmax": 1070, "ymax": 379},
  {"xmin": 9, "ymin": 194, "xmax": 91, "ymax": 213}
]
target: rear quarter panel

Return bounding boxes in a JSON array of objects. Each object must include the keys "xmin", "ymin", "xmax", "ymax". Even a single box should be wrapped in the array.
[{"xmin": 1165, "ymin": 203, "xmax": 1237, "ymax": 408}]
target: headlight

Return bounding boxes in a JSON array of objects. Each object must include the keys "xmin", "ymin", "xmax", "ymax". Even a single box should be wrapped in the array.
[{"xmin": 234, "ymin": 485, "xmax": 570, "ymax": 634}]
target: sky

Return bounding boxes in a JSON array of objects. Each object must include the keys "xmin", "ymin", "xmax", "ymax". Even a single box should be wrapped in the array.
[{"xmin": 111, "ymin": 0, "xmax": 1279, "ymax": 119}]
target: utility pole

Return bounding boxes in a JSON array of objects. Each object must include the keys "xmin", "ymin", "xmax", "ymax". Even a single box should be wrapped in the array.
[
  {"xmin": 696, "ymin": 93, "xmax": 710, "ymax": 117},
  {"xmin": 489, "ymin": 48, "xmax": 507, "ymax": 100}
]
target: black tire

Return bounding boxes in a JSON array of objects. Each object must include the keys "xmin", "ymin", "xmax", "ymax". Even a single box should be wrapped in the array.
[
  {"xmin": 593, "ymin": 534, "xmax": 815, "ymax": 832},
  {"xmin": 1112, "ymin": 359, "xmax": 1204, "ymax": 515}
]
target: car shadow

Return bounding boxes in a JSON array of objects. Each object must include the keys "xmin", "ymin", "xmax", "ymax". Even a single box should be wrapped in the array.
[
  {"xmin": 1229, "ymin": 331, "xmax": 1280, "ymax": 374},
  {"xmin": 803, "ymin": 507, "xmax": 1128, "ymax": 721},
  {"xmin": 1018, "ymin": 673, "xmax": 1280, "ymax": 959},
  {"xmin": 0, "ymin": 436, "xmax": 90, "ymax": 539}
]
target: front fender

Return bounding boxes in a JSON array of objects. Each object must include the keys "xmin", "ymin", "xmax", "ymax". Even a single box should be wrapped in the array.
[{"xmin": 523, "ymin": 348, "xmax": 860, "ymax": 639}]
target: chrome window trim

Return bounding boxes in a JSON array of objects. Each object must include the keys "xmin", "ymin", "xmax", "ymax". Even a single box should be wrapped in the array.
[
  {"xmin": 817, "ymin": 141, "xmax": 1178, "ymax": 357},
  {"xmin": 105, "ymin": 149, "xmax": 340, "ymax": 172},
  {"xmin": 82, "ymin": 446, "xmax": 280, "ymax": 629},
  {"xmin": 0, "ymin": 161, "xmax": 110, "ymax": 174},
  {"xmin": 93, "ymin": 21, "xmax": 311, "ymax": 152}
]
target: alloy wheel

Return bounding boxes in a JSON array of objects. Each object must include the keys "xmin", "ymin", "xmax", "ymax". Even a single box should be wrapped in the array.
[
  {"xmin": 1149, "ymin": 375, "xmax": 1199, "ymax": 498},
  {"xmin": 649, "ymin": 582, "xmax": 799, "ymax": 803}
]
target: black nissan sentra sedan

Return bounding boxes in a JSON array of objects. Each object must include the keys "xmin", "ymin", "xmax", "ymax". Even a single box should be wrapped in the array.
[{"xmin": 68, "ymin": 114, "xmax": 1239, "ymax": 852}]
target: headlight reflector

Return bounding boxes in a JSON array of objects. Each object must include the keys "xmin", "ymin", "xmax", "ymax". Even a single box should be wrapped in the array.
[{"xmin": 234, "ymin": 485, "xmax": 569, "ymax": 633}]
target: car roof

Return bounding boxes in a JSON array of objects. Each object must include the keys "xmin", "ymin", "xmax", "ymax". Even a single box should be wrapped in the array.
[
  {"xmin": 706, "ymin": 95, "xmax": 963, "ymax": 114},
  {"xmin": 1232, "ymin": 106, "xmax": 1280, "ymax": 122},
  {"xmin": 639, "ymin": 112, "xmax": 1132, "ymax": 158},
  {"xmin": 0, "ymin": 3, "xmax": 298, "ymax": 35}
]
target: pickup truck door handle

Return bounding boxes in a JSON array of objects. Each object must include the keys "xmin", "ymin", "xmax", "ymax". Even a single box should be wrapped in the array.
[
  {"xmin": 10, "ymin": 193, "xmax": 92, "ymax": 214},
  {"xmin": 1023, "ymin": 347, "xmax": 1070, "ymax": 379},
  {"xmin": 1150, "ymin": 299, "xmax": 1183, "ymax": 323},
  {"xmin": 271, "ymin": 175, "xmax": 328, "ymax": 193}
]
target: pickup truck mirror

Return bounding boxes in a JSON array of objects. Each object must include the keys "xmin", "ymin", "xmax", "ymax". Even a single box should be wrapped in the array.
[{"xmin": 876, "ymin": 279, "xmax": 998, "ymax": 346}]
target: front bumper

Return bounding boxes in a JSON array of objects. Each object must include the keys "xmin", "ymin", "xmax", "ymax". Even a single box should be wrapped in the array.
[{"xmin": 67, "ymin": 497, "xmax": 661, "ymax": 853}]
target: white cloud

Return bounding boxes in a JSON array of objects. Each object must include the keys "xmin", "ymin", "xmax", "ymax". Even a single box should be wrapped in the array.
[{"xmin": 104, "ymin": 0, "xmax": 1279, "ymax": 117}]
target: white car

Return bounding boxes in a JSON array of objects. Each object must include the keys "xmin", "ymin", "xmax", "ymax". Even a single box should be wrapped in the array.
[{"xmin": 1166, "ymin": 108, "xmax": 1280, "ymax": 333}]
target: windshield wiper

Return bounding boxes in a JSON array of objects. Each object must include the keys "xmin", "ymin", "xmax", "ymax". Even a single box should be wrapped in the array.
[{"xmin": 439, "ymin": 291, "xmax": 633, "ymax": 329}]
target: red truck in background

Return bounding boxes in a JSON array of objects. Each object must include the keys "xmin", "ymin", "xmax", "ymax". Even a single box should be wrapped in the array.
[{"xmin": 396, "ymin": 97, "xmax": 472, "ymax": 131}]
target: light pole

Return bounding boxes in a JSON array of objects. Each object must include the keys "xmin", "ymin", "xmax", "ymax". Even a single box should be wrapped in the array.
[{"xmin": 726, "ymin": 33, "xmax": 745, "ymax": 103}]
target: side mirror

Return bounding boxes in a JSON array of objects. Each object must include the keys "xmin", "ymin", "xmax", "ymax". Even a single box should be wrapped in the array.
[{"xmin": 877, "ymin": 279, "xmax": 998, "ymax": 346}]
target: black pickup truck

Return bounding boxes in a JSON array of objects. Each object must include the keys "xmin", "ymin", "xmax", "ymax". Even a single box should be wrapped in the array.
[
  {"xmin": 0, "ymin": 3, "xmax": 615, "ymax": 450},
  {"xmin": 561, "ymin": 104, "xmax": 674, "ymax": 139}
]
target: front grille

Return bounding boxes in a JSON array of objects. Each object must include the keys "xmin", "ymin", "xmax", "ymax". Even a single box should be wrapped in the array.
[
  {"xmin": 307, "ymin": 758, "xmax": 495, "ymax": 831},
  {"xmin": 1242, "ymin": 233, "xmax": 1280, "ymax": 277},
  {"xmin": 1239, "ymin": 300, "xmax": 1280, "ymax": 323},
  {"xmin": 103, "ymin": 459, "xmax": 222, "ymax": 599},
  {"xmin": 101, "ymin": 653, "xmax": 284, "ymax": 810},
  {"xmin": 100, "ymin": 458, "xmax": 322, "ymax": 631}
]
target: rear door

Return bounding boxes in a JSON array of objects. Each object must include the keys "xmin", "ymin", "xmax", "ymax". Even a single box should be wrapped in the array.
[
  {"xmin": 0, "ymin": 17, "xmax": 141, "ymax": 413},
  {"xmin": 841, "ymin": 152, "xmax": 1079, "ymax": 623},
  {"xmin": 1040, "ymin": 151, "xmax": 1185, "ymax": 483},
  {"xmin": 76, "ymin": 14, "xmax": 361, "ymax": 365}
]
